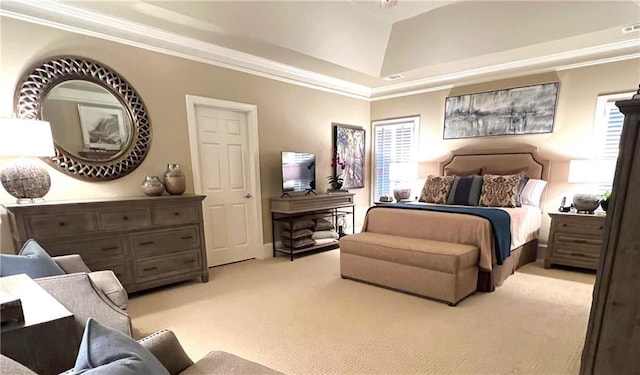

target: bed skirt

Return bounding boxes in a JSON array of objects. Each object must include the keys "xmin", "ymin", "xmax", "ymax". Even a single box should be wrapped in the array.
[{"xmin": 477, "ymin": 239, "xmax": 539, "ymax": 292}]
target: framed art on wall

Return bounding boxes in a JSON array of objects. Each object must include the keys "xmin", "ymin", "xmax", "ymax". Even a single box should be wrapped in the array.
[
  {"xmin": 333, "ymin": 123, "xmax": 365, "ymax": 189},
  {"xmin": 443, "ymin": 82, "xmax": 559, "ymax": 139}
]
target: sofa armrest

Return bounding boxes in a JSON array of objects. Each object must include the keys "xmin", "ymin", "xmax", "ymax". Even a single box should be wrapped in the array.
[
  {"xmin": 138, "ymin": 330, "xmax": 194, "ymax": 375},
  {"xmin": 35, "ymin": 273, "xmax": 132, "ymax": 342},
  {"xmin": 87, "ymin": 270, "xmax": 128, "ymax": 310},
  {"xmin": 52, "ymin": 254, "xmax": 92, "ymax": 274}
]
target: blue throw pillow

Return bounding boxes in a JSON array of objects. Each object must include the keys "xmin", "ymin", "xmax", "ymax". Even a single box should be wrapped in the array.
[
  {"xmin": 0, "ymin": 239, "xmax": 65, "ymax": 278},
  {"xmin": 73, "ymin": 318, "xmax": 169, "ymax": 375},
  {"xmin": 446, "ymin": 175, "xmax": 483, "ymax": 206}
]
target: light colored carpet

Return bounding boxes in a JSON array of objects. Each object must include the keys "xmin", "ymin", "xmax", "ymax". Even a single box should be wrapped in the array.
[{"xmin": 128, "ymin": 250, "xmax": 595, "ymax": 375}]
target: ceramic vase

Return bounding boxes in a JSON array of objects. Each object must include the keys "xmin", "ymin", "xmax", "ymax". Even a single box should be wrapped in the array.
[
  {"xmin": 140, "ymin": 176, "xmax": 164, "ymax": 196},
  {"xmin": 163, "ymin": 164, "xmax": 186, "ymax": 195}
]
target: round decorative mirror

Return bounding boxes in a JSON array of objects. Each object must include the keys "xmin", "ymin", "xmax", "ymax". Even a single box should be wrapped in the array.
[{"xmin": 15, "ymin": 56, "xmax": 151, "ymax": 180}]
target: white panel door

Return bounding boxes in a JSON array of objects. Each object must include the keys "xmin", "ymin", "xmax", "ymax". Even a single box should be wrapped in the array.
[{"xmin": 187, "ymin": 98, "xmax": 262, "ymax": 266}]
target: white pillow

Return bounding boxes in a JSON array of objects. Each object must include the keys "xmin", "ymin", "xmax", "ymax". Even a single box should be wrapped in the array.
[{"xmin": 520, "ymin": 179, "xmax": 547, "ymax": 207}]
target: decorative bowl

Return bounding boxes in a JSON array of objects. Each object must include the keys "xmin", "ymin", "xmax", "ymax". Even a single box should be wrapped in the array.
[
  {"xmin": 573, "ymin": 193, "xmax": 600, "ymax": 213},
  {"xmin": 393, "ymin": 188, "xmax": 412, "ymax": 202}
]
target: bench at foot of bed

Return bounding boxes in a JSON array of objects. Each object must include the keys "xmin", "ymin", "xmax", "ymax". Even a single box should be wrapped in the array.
[{"xmin": 339, "ymin": 232, "xmax": 480, "ymax": 306}]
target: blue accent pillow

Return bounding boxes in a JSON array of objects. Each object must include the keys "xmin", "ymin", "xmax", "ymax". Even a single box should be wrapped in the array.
[
  {"xmin": 0, "ymin": 239, "xmax": 65, "ymax": 278},
  {"xmin": 446, "ymin": 175, "xmax": 483, "ymax": 206},
  {"xmin": 516, "ymin": 176, "xmax": 530, "ymax": 207},
  {"xmin": 73, "ymin": 318, "xmax": 169, "ymax": 375}
]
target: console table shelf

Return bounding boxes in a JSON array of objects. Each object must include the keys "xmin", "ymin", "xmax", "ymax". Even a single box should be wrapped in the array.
[{"xmin": 270, "ymin": 193, "xmax": 355, "ymax": 261}]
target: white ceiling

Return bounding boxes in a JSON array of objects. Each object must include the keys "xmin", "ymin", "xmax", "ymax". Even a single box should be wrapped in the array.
[{"xmin": 2, "ymin": 0, "xmax": 639, "ymax": 100}]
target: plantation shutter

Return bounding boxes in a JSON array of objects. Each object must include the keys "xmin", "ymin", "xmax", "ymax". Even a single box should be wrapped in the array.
[
  {"xmin": 373, "ymin": 117, "xmax": 418, "ymax": 201},
  {"xmin": 593, "ymin": 92, "xmax": 632, "ymax": 192}
]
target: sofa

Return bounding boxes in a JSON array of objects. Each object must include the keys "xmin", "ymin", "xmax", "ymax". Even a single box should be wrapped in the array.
[
  {"xmin": 1, "ymin": 329, "xmax": 283, "ymax": 374},
  {"xmin": 1, "ymin": 258, "xmax": 282, "ymax": 374}
]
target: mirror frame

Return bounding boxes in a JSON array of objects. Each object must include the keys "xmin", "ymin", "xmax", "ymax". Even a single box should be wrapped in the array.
[{"xmin": 15, "ymin": 56, "xmax": 151, "ymax": 181}]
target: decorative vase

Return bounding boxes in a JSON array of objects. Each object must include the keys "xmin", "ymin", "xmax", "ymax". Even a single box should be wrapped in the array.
[
  {"xmin": 163, "ymin": 164, "xmax": 186, "ymax": 195},
  {"xmin": 140, "ymin": 176, "xmax": 164, "ymax": 196}
]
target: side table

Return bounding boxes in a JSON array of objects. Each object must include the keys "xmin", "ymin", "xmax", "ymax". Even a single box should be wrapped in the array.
[
  {"xmin": 545, "ymin": 212, "xmax": 606, "ymax": 270},
  {"xmin": 1, "ymin": 274, "xmax": 79, "ymax": 374}
]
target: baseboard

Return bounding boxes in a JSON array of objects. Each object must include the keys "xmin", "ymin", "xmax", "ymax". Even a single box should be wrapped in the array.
[{"xmin": 258, "ymin": 242, "xmax": 273, "ymax": 260}]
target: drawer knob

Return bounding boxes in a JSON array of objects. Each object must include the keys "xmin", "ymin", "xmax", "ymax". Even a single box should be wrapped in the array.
[
  {"xmin": 139, "ymin": 241, "xmax": 154, "ymax": 246},
  {"xmin": 599, "ymin": 226, "xmax": 603, "ymax": 230},
  {"xmin": 570, "ymin": 252, "xmax": 586, "ymax": 257},
  {"xmin": 174, "ymin": 212, "xmax": 182, "ymax": 216},
  {"xmin": 180, "ymin": 235, "xmax": 193, "ymax": 240},
  {"xmin": 562, "ymin": 223, "xmax": 567, "ymax": 227},
  {"xmin": 143, "ymin": 266, "xmax": 158, "ymax": 272},
  {"xmin": 123, "ymin": 215, "xmax": 129, "ymax": 220},
  {"xmin": 102, "ymin": 246, "xmax": 119, "ymax": 251},
  {"xmin": 59, "ymin": 222, "xmax": 66, "ymax": 227},
  {"xmin": 183, "ymin": 259, "xmax": 196, "ymax": 264}
]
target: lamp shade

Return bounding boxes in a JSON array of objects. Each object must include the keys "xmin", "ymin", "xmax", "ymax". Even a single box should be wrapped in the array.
[
  {"xmin": 0, "ymin": 118, "xmax": 55, "ymax": 157},
  {"xmin": 388, "ymin": 162, "xmax": 417, "ymax": 182},
  {"xmin": 568, "ymin": 159, "xmax": 616, "ymax": 184}
]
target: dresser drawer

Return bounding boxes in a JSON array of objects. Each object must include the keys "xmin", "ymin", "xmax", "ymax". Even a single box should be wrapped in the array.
[
  {"xmin": 152, "ymin": 205, "xmax": 199, "ymax": 225},
  {"xmin": 134, "ymin": 250, "xmax": 201, "ymax": 282},
  {"xmin": 549, "ymin": 253, "xmax": 599, "ymax": 269},
  {"xmin": 25, "ymin": 213, "xmax": 95, "ymax": 238},
  {"xmin": 130, "ymin": 226, "xmax": 200, "ymax": 257},
  {"xmin": 555, "ymin": 216, "xmax": 605, "ymax": 236},
  {"xmin": 40, "ymin": 236, "xmax": 129, "ymax": 263},
  {"xmin": 97, "ymin": 208, "xmax": 151, "ymax": 230}
]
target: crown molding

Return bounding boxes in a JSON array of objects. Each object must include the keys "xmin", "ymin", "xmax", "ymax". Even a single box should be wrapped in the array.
[{"xmin": 2, "ymin": 0, "xmax": 638, "ymax": 102}]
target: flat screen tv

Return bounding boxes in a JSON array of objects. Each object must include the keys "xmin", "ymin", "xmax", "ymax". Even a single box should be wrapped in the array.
[{"xmin": 281, "ymin": 151, "xmax": 316, "ymax": 195}]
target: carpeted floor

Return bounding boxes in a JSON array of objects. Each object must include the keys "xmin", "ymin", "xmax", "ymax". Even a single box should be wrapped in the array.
[{"xmin": 128, "ymin": 249, "xmax": 596, "ymax": 375}]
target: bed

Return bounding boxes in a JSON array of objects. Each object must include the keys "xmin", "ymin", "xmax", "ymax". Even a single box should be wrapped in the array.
[{"xmin": 363, "ymin": 145, "xmax": 549, "ymax": 293}]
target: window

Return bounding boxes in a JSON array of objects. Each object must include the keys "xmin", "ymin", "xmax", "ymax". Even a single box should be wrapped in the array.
[
  {"xmin": 592, "ymin": 92, "xmax": 633, "ymax": 191},
  {"xmin": 371, "ymin": 116, "xmax": 419, "ymax": 201}
]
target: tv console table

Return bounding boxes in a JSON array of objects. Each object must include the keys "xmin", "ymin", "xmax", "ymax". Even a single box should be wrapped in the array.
[{"xmin": 270, "ymin": 193, "xmax": 355, "ymax": 261}]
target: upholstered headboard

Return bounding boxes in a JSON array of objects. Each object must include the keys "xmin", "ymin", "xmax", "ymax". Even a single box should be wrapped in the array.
[
  {"xmin": 439, "ymin": 145, "xmax": 550, "ymax": 181},
  {"xmin": 438, "ymin": 145, "xmax": 550, "ymax": 208}
]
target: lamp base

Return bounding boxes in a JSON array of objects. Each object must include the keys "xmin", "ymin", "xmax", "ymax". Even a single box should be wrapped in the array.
[{"xmin": 0, "ymin": 158, "xmax": 51, "ymax": 203}]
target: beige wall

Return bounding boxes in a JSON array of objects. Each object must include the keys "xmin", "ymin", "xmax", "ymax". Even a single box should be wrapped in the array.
[
  {"xmin": 1, "ymin": 16, "xmax": 638, "ymax": 253},
  {"xmin": 0, "ymin": 17, "xmax": 371, "ymax": 253},
  {"xmin": 371, "ymin": 59, "xmax": 640, "ymax": 243}
]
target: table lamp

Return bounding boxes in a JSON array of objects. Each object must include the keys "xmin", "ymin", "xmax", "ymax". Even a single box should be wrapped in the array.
[
  {"xmin": 389, "ymin": 162, "xmax": 417, "ymax": 202},
  {"xmin": 568, "ymin": 159, "xmax": 616, "ymax": 213},
  {"xmin": 0, "ymin": 118, "xmax": 55, "ymax": 203}
]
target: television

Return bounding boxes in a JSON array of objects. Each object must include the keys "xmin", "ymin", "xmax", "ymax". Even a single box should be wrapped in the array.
[{"xmin": 281, "ymin": 151, "xmax": 316, "ymax": 195}]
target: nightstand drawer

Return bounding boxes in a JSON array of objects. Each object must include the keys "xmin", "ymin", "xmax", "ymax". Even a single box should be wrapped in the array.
[
  {"xmin": 555, "ymin": 216, "xmax": 605, "ymax": 236},
  {"xmin": 554, "ymin": 233, "xmax": 602, "ymax": 249}
]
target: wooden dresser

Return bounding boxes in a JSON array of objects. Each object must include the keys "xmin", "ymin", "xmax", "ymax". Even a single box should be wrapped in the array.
[
  {"xmin": 3, "ymin": 195, "xmax": 208, "ymax": 293},
  {"xmin": 545, "ymin": 212, "xmax": 605, "ymax": 270}
]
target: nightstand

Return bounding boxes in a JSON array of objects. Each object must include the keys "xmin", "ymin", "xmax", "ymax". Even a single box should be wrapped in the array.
[{"xmin": 545, "ymin": 212, "xmax": 606, "ymax": 270}]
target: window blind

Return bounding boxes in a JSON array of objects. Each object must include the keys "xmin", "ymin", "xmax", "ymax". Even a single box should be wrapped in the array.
[{"xmin": 372, "ymin": 117, "xmax": 418, "ymax": 200}]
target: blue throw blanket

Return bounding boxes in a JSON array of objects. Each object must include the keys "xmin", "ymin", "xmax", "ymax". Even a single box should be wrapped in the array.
[{"xmin": 370, "ymin": 203, "xmax": 512, "ymax": 265}]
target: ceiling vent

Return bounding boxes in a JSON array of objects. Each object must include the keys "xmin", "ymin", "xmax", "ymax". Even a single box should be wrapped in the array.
[
  {"xmin": 383, "ymin": 74, "xmax": 404, "ymax": 81},
  {"xmin": 622, "ymin": 24, "xmax": 640, "ymax": 33}
]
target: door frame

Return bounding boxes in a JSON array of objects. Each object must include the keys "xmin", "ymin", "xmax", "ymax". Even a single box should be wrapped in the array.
[{"xmin": 185, "ymin": 95, "xmax": 264, "ymax": 264}]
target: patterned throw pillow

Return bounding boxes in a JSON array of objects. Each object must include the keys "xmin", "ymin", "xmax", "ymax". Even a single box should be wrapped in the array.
[
  {"xmin": 419, "ymin": 175, "xmax": 455, "ymax": 204},
  {"xmin": 479, "ymin": 174, "xmax": 524, "ymax": 207}
]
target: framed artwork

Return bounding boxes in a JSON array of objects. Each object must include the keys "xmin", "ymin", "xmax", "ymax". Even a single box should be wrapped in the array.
[
  {"xmin": 333, "ymin": 123, "xmax": 365, "ymax": 189},
  {"xmin": 443, "ymin": 82, "xmax": 559, "ymax": 139},
  {"xmin": 77, "ymin": 103, "xmax": 128, "ymax": 150}
]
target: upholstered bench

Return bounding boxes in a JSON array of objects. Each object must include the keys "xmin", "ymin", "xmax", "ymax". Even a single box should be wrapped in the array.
[{"xmin": 340, "ymin": 232, "xmax": 479, "ymax": 305}]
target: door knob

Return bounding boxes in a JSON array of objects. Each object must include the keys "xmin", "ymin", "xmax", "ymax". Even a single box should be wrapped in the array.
[{"xmin": 245, "ymin": 193, "xmax": 252, "ymax": 198}]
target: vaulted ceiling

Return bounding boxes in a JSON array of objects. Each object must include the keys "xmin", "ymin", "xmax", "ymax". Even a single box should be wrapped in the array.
[{"xmin": 2, "ymin": 0, "xmax": 639, "ymax": 99}]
